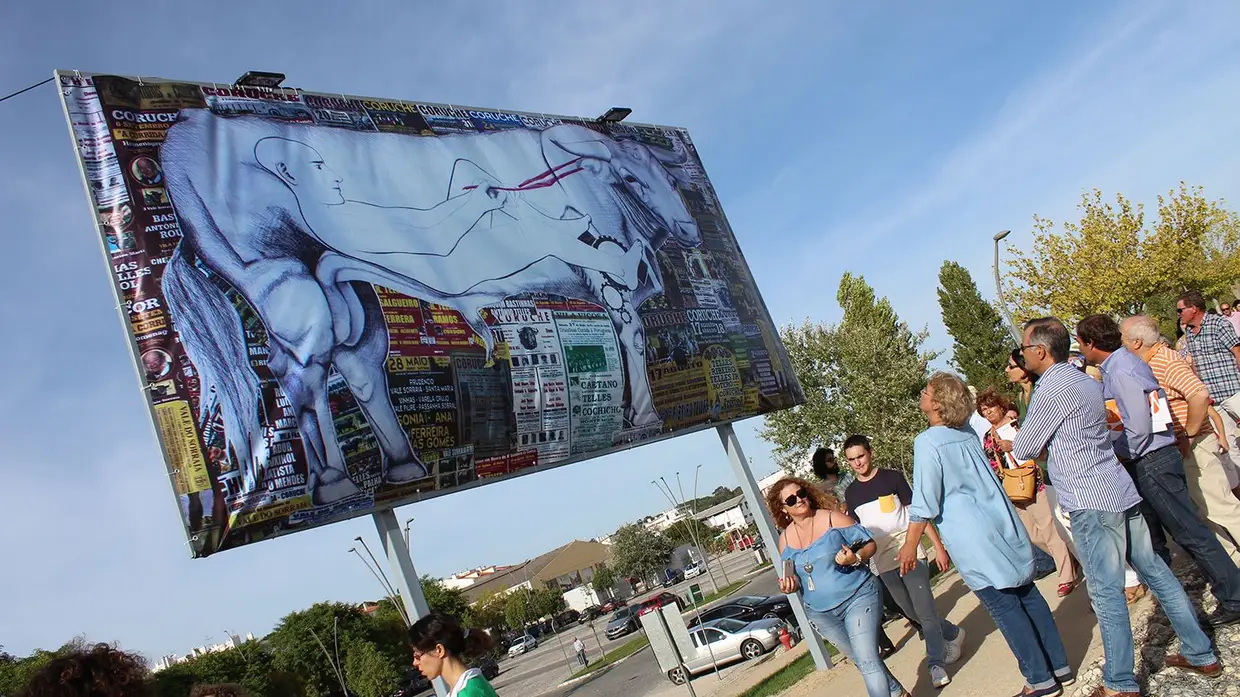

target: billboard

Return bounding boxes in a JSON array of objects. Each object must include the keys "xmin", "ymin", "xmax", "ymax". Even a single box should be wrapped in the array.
[{"xmin": 56, "ymin": 71, "xmax": 804, "ymax": 557}]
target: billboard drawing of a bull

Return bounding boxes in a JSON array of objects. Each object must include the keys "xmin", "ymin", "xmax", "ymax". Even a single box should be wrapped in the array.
[{"xmin": 158, "ymin": 111, "xmax": 700, "ymax": 506}]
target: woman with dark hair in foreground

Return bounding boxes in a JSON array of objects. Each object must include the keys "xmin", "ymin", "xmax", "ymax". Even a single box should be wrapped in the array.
[{"xmin": 410, "ymin": 613, "xmax": 498, "ymax": 697}]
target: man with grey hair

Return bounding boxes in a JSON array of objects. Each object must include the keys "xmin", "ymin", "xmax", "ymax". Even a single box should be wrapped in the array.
[
  {"xmin": 1121, "ymin": 315, "xmax": 1240, "ymax": 560},
  {"xmin": 1002, "ymin": 316, "xmax": 1221, "ymax": 696}
]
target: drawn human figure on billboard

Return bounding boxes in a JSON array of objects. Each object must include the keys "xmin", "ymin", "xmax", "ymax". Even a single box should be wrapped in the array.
[
  {"xmin": 160, "ymin": 112, "xmax": 700, "ymax": 508},
  {"xmin": 253, "ymin": 137, "xmax": 649, "ymax": 294}
]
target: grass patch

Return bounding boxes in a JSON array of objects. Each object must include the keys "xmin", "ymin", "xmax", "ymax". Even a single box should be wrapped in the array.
[
  {"xmin": 571, "ymin": 635, "xmax": 650, "ymax": 678},
  {"xmin": 736, "ymin": 643, "xmax": 840, "ymax": 697},
  {"xmin": 691, "ymin": 579, "xmax": 749, "ymax": 606}
]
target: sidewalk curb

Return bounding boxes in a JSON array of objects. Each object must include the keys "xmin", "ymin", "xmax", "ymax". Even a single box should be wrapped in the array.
[{"xmin": 554, "ymin": 644, "xmax": 651, "ymax": 691}]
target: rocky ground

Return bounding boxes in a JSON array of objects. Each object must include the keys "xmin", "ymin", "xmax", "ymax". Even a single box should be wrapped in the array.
[{"xmin": 1069, "ymin": 555, "xmax": 1240, "ymax": 696}]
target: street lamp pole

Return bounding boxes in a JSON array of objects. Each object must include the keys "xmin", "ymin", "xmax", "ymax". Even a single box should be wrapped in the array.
[
  {"xmin": 355, "ymin": 536, "xmax": 400, "ymax": 607},
  {"xmin": 993, "ymin": 229, "xmax": 1021, "ymax": 343},
  {"xmin": 404, "ymin": 517, "xmax": 415, "ymax": 548},
  {"xmin": 349, "ymin": 548, "xmax": 409, "ymax": 624}
]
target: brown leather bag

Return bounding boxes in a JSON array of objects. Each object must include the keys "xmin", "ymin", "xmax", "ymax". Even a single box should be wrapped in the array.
[{"xmin": 1000, "ymin": 461, "xmax": 1039, "ymax": 504}]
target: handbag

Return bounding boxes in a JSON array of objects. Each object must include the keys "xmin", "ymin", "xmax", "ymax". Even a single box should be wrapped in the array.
[{"xmin": 1000, "ymin": 460, "xmax": 1039, "ymax": 504}]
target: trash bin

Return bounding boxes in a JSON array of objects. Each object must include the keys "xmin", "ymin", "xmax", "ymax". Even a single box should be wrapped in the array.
[{"xmin": 688, "ymin": 583, "xmax": 705, "ymax": 605}]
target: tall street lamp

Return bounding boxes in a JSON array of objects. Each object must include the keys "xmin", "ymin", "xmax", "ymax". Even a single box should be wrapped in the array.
[
  {"xmin": 992, "ymin": 229, "xmax": 1021, "ymax": 343},
  {"xmin": 348, "ymin": 547, "xmax": 409, "ymax": 624},
  {"xmin": 404, "ymin": 517, "xmax": 415, "ymax": 547}
]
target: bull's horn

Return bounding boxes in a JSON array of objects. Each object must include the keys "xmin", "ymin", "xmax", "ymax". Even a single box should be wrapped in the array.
[{"xmin": 541, "ymin": 124, "xmax": 612, "ymax": 162}]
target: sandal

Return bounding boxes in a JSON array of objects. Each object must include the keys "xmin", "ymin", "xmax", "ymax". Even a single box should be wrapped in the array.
[
  {"xmin": 1124, "ymin": 584, "xmax": 1147, "ymax": 605},
  {"xmin": 1057, "ymin": 582, "xmax": 1075, "ymax": 597}
]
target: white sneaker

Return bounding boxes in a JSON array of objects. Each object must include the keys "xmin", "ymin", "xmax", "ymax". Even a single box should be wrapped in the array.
[
  {"xmin": 930, "ymin": 665, "xmax": 951, "ymax": 689},
  {"xmin": 943, "ymin": 626, "xmax": 966, "ymax": 665}
]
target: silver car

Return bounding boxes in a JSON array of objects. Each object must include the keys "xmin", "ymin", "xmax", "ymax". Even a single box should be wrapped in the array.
[{"xmin": 666, "ymin": 618, "xmax": 784, "ymax": 683}]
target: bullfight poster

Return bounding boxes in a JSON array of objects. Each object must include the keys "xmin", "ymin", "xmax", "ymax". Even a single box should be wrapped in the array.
[{"xmin": 56, "ymin": 71, "xmax": 804, "ymax": 557}]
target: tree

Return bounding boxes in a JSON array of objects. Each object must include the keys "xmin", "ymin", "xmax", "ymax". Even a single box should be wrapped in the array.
[
  {"xmin": 267, "ymin": 602, "xmax": 405, "ymax": 697},
  {"xmin": 530, "ymin": 588, "xmax": 567, "ymax": 622},
  {"xmin": 937, "ymin": 261, "xmax": 1017, "ymax": 397},
  {"xmin": 609, "ymin": 523, "xmax": 673, "ymax": 582},
  {"xmin": 1004, "ymin": 184, "xmax": 1240, "ymax": 326},
  {"xmin": 589, "ymin": 563, "xmax": 617, "ymax": 600},
  {"xmin": 469, "ymin": 591, "xmax": 510, "ymax": 634},
  {"xmin": 420, "ymin": 575, "xmax": 471, "ymax": 621},
  {"xmin": 342, "ymin": 640, "xmax": 403, "ymax": 697},
  {"xmin": 662, "ymin": 518, "xmax": 723, "ymax": 551},
  {"xmin": 762, "ymin": 273, "xmax": 937, "ymax": 476},
  {"xmin": 504, "ymin": 591, "xmax": 535, "ymax": 631}
]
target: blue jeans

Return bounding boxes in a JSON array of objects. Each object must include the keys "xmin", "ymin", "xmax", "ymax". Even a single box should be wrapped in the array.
[
  {"xmin": 1129, "ymin": 445, "xmax": 1240, "ymax": 611},
  {"xmin": 973, "ymin": 583, "xmax": 1071, "ymax": 692},
  {"xmin": 1071, "ymin": 505, "xmax": 1216, "ymax": 693},
  {"xmin": 879, "ymin": 561, "xmax": 959, "ymax": 669},
  {"xmin": 805, "ymin": 576, "xmax": 905, "ymax": 697}
]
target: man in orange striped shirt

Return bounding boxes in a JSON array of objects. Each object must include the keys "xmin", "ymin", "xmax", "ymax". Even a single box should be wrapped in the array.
[{"xmin": 1123, "ymin": 315, "xmax": 1240, "ymax": 560}]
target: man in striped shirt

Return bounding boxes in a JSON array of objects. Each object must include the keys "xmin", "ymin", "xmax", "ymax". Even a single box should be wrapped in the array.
[
  {"xmin": 1179, "ymin": 291, "xmax": 1240, "ymax": 466},
  {"xmin": 1121, "ymin": 315, "xmax": 1240, "ymax": 560},
  {"xmin": 1004, "ymin": 317, "xmax": 1219, "ymax": 696}
]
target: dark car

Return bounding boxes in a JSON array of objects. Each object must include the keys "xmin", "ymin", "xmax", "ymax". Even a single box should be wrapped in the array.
[
  {"xmin": 604, "ymin": 606, "xmax": 639, "ymax": 640},
  {"xmin": 662, "ymin": 569, "xmax": 685, "ymax": 587},
  {"xmin": 475, "ymin": 655, "xmax": 500, "ymax": 680},
  {"xmin": 556, "ymin": 609, "xmax": 581, "ymax": 626},
  {"xmin": 578, "ymin": 606, "xmax": 602, "ymax": 624},
  {"xmin": 636, "ymin": 592, "xmax": 683, "ymax": 617},
  {"xmin": 687, "ymin": 595, "xmax": 793, "ymax": 628}
]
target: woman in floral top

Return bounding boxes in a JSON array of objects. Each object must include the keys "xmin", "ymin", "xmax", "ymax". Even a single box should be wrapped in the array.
[{"xmin": 976, "ymin": 389, "xmax": 1080, "ymax": 598}]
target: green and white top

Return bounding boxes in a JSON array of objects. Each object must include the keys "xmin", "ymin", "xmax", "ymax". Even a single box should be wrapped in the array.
[{"xmin": 450, "ymin": 669, "xmax": 498, "ymax": 697}]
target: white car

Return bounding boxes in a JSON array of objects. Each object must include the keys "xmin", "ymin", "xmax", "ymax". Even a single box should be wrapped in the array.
[
  {"xmin": 507, "ymin": 635, "xmax": 538, "ymax": 657},
  {"xmin": 667, "ymin": 618, "xmax": 783, "ymax": 683},
  {"xmin": 683, "ymin": 562, "xmax": 705, "ymax": 579}
]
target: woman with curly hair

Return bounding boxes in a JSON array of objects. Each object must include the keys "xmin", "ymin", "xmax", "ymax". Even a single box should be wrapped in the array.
[
  {"xmin": 19, "ymin": 644, "xmax": 149, "ymax": 697},
  {"xmin": 900, "ymin": 372, "xmax": 1072, "ymax": 697},
  {"xmin": 767, "ymin": 475, "xmax": 909, "ymax": 697}
]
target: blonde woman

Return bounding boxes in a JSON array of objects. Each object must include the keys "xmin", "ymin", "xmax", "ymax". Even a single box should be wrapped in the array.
[{"xmin": 900, "ymin": 372, "xmax": 1073, "ymax": 697}]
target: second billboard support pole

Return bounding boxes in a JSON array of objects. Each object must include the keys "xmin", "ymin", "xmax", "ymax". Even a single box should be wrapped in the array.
[
  {"xmin": 716, "ymin": 423, "xmax": 833, "ymax": 672},
  {"xmin": 374, "ymin": 509, "xmax": 450, "ymax": 697}
]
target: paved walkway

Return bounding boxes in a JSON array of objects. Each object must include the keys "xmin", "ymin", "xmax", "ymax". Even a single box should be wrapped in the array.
[{"xmin": 777, "ymin": 570, "xmax": 1103, "ymax": 696}]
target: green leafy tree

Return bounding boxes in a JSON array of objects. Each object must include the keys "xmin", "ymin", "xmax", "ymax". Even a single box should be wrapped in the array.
[
  {"xmin": 1004, "ymin": 184, "xmax": 1240, "ymax": 325},
  {"xmin": 504, "ymin": 591, "xmax": 535, "ymax": 631},
  {"xmin": 420, "ymin": 576, "xmax": 471, "ymax": 621},
  {"xmin": 151, "ymin": 643, "xmax": 305, "ymax": 697},
  {"xmin": 267, "ymin": 602, "xmax": 405, "ymax": 697},
  {"xmin": 589, "ymin": 563, "xmax": 617, "ymax": 600},
  {"xmin": 530, "ymin": 588, "xmax": 567, "ymax": 624},
  {"xmin": 469, "ymin": 591, "xmax": 510, "ymax": 635},
  {"xmin": 610, "ymin": 523, "xmax": 673, "ymax": 582},
  {"xmin": 937, "ymin": 261, "xmax": 1017, "ymax": 397},
  {"xmin": 763, "ymin": 274, "xmax": 937, "ymax": 476},
  {"xmin": 662, "ymin": 519, "xmax": 723, "ymax": 551},
  {"xmin": 342, "ymin": 641, "xmax": 402, "ymax": 697}
]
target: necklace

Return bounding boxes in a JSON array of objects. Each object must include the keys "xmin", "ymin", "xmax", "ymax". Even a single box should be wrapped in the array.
[{"xmin": 793, "ymin": 515, "xmax": 817, "ymax": 590}]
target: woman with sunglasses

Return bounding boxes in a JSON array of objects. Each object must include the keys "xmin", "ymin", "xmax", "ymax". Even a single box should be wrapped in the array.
[
  {"xmin": 900, "ymin": 372, "xmax": 1072, "ymax": 697},
  {"xmin": 410, "ymin": 613, "xmax": 497, "ymax": 697},
  {"xmin": 768, "ymin": 476, "xmax": 909, "ymax": 697}
]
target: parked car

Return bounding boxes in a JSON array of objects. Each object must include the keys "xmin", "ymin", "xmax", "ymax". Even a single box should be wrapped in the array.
[
  {"xmin": 475, "ymin": 655, "xmax": 500, "ymax": 680},
  {"xmin": 683, "ymin": 562, "xmax": 705, "ymax": 579},
  {"xmin": 666, "ymin": 618, "xmax": 783, "ymax": 684},
  {"xmin": 604, "ymin": 606, "xmax": 638, "ymax": 640},
  {"xmin": 599, "ymin": 598, "xmax": 627, "ymax": 613},
  {"xmin": 686, "ymin": 595, "xmax": 793, "ymax": 628},
  {"xmin": 578, "ymin": 606, "xmax": 602, "ymax": 624},
  {"xmin": 507, "ymin": 635, "xmax": 538, "ymax": 657},
  {"xmin": 662, "ymin": 568, "xmax": 685, "ymax": 587},
  {"xmin": 555, "ymin": 609, "xmax": 581, "ymax": 626},
  {"xmin": 636, "ymin": 592, "xmax": 683, "ymax": 617}
]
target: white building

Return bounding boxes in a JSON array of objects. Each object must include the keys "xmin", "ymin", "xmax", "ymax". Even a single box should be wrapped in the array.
[
  {"xmin": 152, "ymin": 632, "xmax": 255, "ymax": 672},
  {"xmin": 644, "ymin": 506, "xmax": 689, "ymax": 532},
  {"xmin": 693, "ymin": 495, "xmax": 753, "ymax": 532}
]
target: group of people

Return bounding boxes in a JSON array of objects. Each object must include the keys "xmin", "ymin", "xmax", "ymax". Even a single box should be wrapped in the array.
[
  {"xmin": 769, "ymin": 290, "xmax": 1240, "ymax": 697},
  {"xmin": 13, "ymin": 614, "xmax": 498, "ymax": 697}
]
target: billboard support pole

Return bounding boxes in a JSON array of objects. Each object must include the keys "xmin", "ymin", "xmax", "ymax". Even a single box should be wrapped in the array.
[
  {"xmin": 715, "ymin": 424, "xmax": 833, "ymax": 672},
  {"xmin": 374, "ymin": 509, "xmax": 450, "ymax": 697}
]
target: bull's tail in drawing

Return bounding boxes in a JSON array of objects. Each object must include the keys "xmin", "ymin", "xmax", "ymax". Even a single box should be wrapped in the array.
[{"xmin": 163, "ymin": 244, "xmax": 264, "ymax": 492}]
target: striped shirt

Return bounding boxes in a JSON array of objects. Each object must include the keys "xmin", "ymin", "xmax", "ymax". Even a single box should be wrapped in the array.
[
  {"xmin": 1184, "ymin": 312, "xmax": 1240, "ymax": 403},
  {"xmin": 1012, "ymin": 362, "xmax": 1142, "ymax": 513},
  {"xmin": 1147, "ymin": 344, "xmax": 1212, "ymax": 437}
]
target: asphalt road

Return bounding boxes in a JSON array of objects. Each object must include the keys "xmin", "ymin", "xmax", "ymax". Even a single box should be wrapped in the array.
[
  {"xmin": 489, "ymin": 551, "xmax": 770, "ymax": 697},
  {"xmin": 538, "ymin": 567, "xmax": 782, "ymax": 697}
]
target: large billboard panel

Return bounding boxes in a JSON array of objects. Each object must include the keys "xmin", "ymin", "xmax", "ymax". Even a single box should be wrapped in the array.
[{"xmin": 56, "ymin": 72, "xmax": 804, "ymax": 557}]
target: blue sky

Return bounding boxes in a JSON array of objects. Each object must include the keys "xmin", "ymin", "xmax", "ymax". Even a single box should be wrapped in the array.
[{"xmin": 2, "ymin": 0, "xmax": 1239, "ymax": 660}]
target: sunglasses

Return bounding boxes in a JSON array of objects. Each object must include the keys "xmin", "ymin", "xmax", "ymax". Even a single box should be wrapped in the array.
[{"xmin": 783, "ymin": 488, "xmax": 811, "ymax": 507}]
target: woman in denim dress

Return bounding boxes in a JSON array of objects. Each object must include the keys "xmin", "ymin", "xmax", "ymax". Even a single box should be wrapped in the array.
[{"xmin": 768, "ymin": 475, "xmax": 909, "ymax": 697}]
